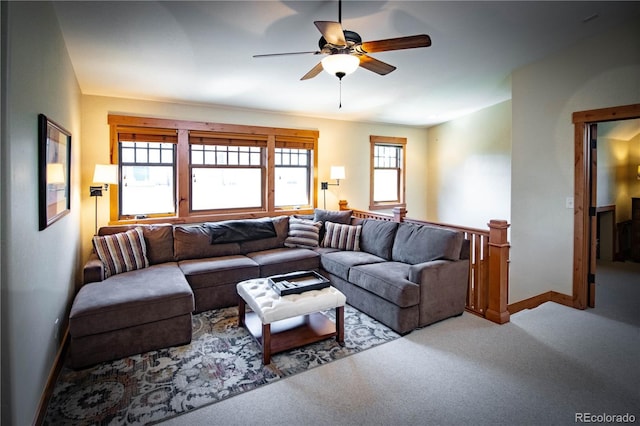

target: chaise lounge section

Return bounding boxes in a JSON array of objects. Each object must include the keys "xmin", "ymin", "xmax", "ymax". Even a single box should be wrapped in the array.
[{"xmin": 69, "ymin": 262, "xmax": 194, "ymax": 369}]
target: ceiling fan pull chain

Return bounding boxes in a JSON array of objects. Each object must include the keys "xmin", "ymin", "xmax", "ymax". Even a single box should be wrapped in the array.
[{"xmin": 339, "ymin": 79, "xmax": 342, "ymax": 109}]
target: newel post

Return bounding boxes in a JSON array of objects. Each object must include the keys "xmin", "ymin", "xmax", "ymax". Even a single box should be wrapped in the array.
[
  {"xmin": 338, "ymin": 200, "xmax": 349, "ymax": 211},
  {"xmin": 392, "ymin": 206, "xmax": 407, "ymax": 222},
  {"xmin": 486, "ymin": 220, "xmax": 511, "ymax": 324}
]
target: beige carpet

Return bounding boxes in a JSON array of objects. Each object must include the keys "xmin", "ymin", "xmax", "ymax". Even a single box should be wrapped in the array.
[{"xmin": 160, "ymin": 260, "xmax": 639, "ymax": 425}]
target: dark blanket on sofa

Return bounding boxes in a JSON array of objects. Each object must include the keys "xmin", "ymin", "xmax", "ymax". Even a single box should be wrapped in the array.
[{"xmin": 207, "ymin": 219, "xmax": 276, "ymax": 244}]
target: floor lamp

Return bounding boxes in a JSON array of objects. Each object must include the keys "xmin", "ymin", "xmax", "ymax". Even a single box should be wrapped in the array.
[
  {"xmin": 321, "ymin": 166, "xmax": 345, "ymax": 209},
  {"xmin": 90, "ymin": 164, "xmax": 118, "ymax": 234}
]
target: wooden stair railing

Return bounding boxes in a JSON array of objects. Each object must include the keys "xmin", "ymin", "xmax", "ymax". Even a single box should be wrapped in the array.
[{"xmin": 338, "ymin": 200, "xmax": 510, "ymax": 324}]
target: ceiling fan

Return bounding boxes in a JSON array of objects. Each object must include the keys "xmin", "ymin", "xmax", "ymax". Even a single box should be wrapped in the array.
[{"xmin": 253, "ymin": 0, "xmax": 432, "ymax": 82}]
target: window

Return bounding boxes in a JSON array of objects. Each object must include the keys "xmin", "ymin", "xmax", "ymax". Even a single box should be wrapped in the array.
[
  {"xmin": 275, "ymin": 148, "xmax": 312, "ymax": 207},
  {"xmin": 190, "ymin": 143, "xmax": 264, "ymax": 211},
  {"xmin": 370, "ymin": 135, "xmax": 406, "ymax": 210},
  {"xmin": 109, "ymin": 115, "xmax": 319, "ymax": 222},
  {"xmin": 119, "ymin": 138, "xmax": 176, "ymax": 218}
]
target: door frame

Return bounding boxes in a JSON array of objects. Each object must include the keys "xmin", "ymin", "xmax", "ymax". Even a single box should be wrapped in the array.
[{"xmin": 573, "ymin": 103, "xmax": 640, "ymax": 309}]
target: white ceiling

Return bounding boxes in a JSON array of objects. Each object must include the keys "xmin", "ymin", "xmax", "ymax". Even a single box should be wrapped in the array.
[
  {"xmin": 53, "ymin": 1, "xmax": 640, "ymax": 127},
  {"xmin": 599, "ymin": 119, "xmax": 640, "ymax": 142}
]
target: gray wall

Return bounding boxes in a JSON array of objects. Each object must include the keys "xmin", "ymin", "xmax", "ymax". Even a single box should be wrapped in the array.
[
  {"xmin": 424, "ymin": 18, "xmax": 640, "ymax": 305},
  {"xmin": 510, "ymin": 19, "xmax": 640, "ymax": 303},
  {"xmin": 1, "ymin": 2, "xmax": 82, "ymax": 424},
  {"xmin": 427, "ymin": 100, "xmax": 512, "ymax": 229}
]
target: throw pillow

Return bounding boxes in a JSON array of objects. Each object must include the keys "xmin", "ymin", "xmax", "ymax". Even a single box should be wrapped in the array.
[
  {"xmin": 284, "ymin": 217, "xmax": 323, "ymax": 248},
  {"xmin": 321, "ymin": 221, "xmax": 362, "ymax": 251},
  {"xmin": 93, "ymin": 227, "xmax": 149, "ymax": 278}
]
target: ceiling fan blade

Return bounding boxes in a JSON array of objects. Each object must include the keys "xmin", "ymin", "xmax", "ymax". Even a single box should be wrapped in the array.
[
  {"xmin": 358, "ymin": 55, "xmax": 396, "ymax": 75},
  {"xmin": 314, "ymin": 21, "xmax": 347, "ymax": 46},
  {"xmin": 253, "ymin": 51, "xmax": 321, "ymax": 58},
  {"xmin": 300, "ymin": 62, "xmax": 325, "ymax": 80},
  {"xmin": 360, "ymin": 34, "xmax": 431, "ymax": 53}
]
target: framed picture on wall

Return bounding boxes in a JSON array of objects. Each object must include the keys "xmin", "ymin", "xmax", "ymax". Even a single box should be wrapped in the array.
[{"xmin": 38, "ymin": 114, "xmax": 71, "ymax": 230}]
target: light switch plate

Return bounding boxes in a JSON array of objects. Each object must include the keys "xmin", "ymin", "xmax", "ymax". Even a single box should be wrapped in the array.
[{"xmin": 566, "ymin": 197, "xmax": 574, "ymax": 209}]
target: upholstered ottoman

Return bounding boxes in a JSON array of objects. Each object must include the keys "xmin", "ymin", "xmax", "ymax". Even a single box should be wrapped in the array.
[
  {"xmin": 68, "ymin": 263, "xmax": 195, "ymax": 369},
  {"xmin": 237, "ymin": 278, "xmax": 346, "ymax": 364}
]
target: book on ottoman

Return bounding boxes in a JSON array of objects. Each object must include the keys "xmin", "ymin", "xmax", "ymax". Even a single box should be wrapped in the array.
[{"xmin": 267, "ymin": 271, "xmax": 330, "ymax": 296}]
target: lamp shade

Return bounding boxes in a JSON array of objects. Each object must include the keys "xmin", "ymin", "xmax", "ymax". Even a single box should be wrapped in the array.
[
  {"xmin": 321, "ymin": 54, "xmax": 359, "ymax": 78},
  {"xmin": 93, "ymin": 164, "xmax": 118, "ymax": 184},
  {"xmin": 46, "ymin": 163, "xmax": 65, "ymax": 184},
  {"xmin": 330, "ymin": 166, "xmax": 346, "ymax": 180}
]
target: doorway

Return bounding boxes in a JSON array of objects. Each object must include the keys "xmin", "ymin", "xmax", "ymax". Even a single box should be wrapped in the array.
[{"xmin": 573, "ymin": 103, "xmax": 640, "ymax": 309}]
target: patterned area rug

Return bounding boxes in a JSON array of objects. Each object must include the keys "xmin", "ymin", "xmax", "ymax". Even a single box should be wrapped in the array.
[{"xmin": 44, "ymin": 305, "xmax": 399, "ymax": 425}]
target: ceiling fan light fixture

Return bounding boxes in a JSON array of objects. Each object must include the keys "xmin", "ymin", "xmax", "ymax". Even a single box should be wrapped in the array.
[{"xmin": 321, "ymin": 54, "xmax": 359, "ymax": 79}]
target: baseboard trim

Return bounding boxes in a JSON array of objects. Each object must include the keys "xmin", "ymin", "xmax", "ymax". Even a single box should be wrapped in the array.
[
  {"xmin": 33, "ymin": 326, "xmax": 69, "ymax": 426},
  {"xmin": 508, "ymin": 291, "xmax": 574, "ymax": 315}
]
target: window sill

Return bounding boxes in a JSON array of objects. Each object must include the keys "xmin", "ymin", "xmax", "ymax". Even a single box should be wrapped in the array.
[
  {"xmin": 110, "ymin": 207, "xmax": 315, "ymax": 226},
  {"xmin": 369, "ymin": 203, "xmax": 405, "ymax": 211}
]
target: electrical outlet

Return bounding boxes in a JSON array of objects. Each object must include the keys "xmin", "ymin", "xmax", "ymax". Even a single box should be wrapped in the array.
[{"xmin": 566, "ymin": 197, "xmax": 574, "ymax": 209}]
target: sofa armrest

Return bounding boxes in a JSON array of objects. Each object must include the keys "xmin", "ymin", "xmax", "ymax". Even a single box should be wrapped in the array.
[
  {"xmin": 83, "ymin": 252, "xmax": 105, "ymax": 284},
  {"xmin": 408, "ymin": 259, "xmax": 465, "ymax": 284},
  {"xmin": 409, "ymin": 259, "xmax": 470, "ymax": 327}
]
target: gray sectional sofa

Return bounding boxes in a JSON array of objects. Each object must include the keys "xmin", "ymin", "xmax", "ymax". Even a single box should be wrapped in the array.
[{"xmin": 68, "ymin": 211, "xmax": 469, "ymax": 369}]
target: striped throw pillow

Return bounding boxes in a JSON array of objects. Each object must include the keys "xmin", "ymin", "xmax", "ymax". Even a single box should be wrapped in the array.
[
  {"xmin": 93, "ymin": 227, "xmax": 149, "ymax": 278},
  {"xmin": 284, "ymin": 217, "xmax": 323, "ymax": 248},
  {"xmin": 322, "ymin": 221, "xmax": 362, "ymax": 251}
]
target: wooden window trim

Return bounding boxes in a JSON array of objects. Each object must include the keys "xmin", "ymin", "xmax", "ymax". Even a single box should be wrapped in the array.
[
  {"xmin": 369, "ymin": 135, "xmax": 407, "ymax": 210},
  {"xmin": 108, "ymin": 114, "xmax": 319, "ymax": 224}
]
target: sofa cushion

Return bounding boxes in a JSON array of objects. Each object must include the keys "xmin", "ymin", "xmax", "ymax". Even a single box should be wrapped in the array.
[
  {"xmin": 348, "ymin": 262, "xmax": 420, "ymax": 308},
  {"xmin": 238, "ymin": 216, "xmax": 289, "ymax": 253},
  {"xmin": 206, "ymin": 218, "xmax": 276, "ymax": 244},
  {"xmin": 321, "ymin": 222, "xmax": 361, "ymax": 251},
  {"xmin": 392, "ymin": 223, "xmax": 464, "ymax": 265},
  {"xmin": 284, "ymin": 217, "xmax": 322, "ymax": 248},
  {"xmin": 313, "ymin": 208, "xmax": 352, "ymax": 225},
  {"xmin": 174, "ymin": 224, "xmax": 242, "ymax": 261},
  {"xmin": 360, "ymin": 220, "xmax": 399, "ymax": 260},
  {"xmin": 178, "ymin": 255, "xmax": 260, "ymax": 290},
  {"xmin": 99, "ymin": 224, "xmax": 174, "ymax": 265},
  {"xmin": 292, "ymin": 214, "xmax": 314, "ymax": 221},
  {"xmin": 93, "ymin": 227, "xmax": 149, "ymax": 278},
  {"xmin": 320, "ymin": 250, "xmax": 386, "ymax": 281},
  {"xmin": 247, "ymin": 247, "xmax": 320, "ymax": 277},
  {"xmin": 69, "ymin": 263, "xmax": 194, "ymax": 337}
]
